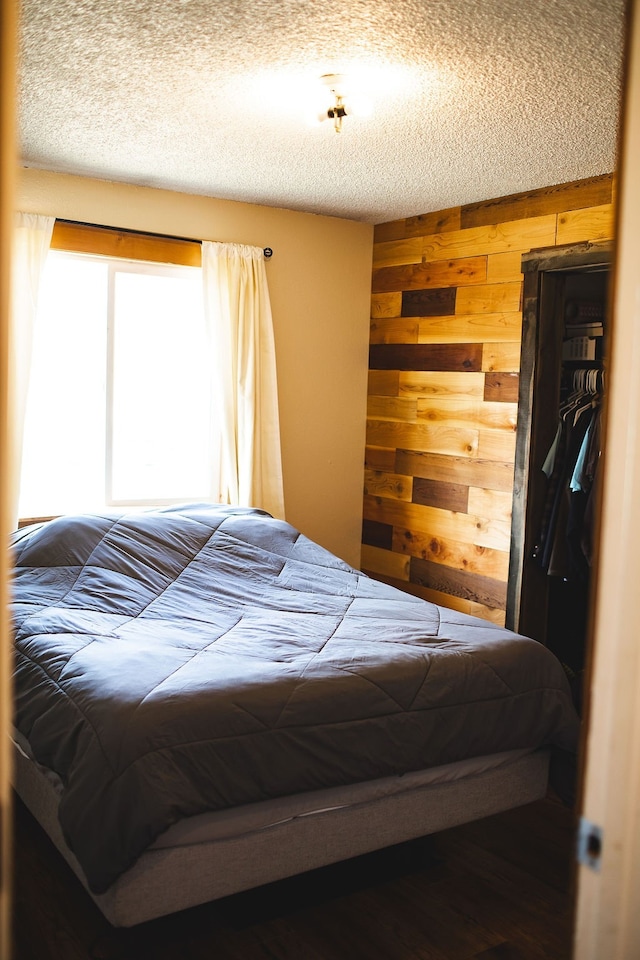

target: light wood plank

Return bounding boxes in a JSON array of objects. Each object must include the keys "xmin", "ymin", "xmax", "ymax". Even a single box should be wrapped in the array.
[
  {"xmin": 370, "ymin": 317, "xmax": 419, "ymax": 344},
  {"xmin": 372, "ymin": 256, "xmax": 487, "ymax": 294},
  {"xmin": 416, "ymin": 399, "xmax": 518, "ymax": 432},
  {"xmin": 366, "ymin": 419, "xmax": 479, "ymax": 458},
  {"xmin": 484, "ymin": 372, "xmax": 520, "ymax": 402},
  {"xmin": 372, "ymin": 237, "xmax": 423, "ymax": 268},
  {"xmin": 363, "ymin": 496, "xmax": 511, "ymax": 551},
  {"xmin": 468, "ymin": 487, "xmax": 513, "ymax": 523},
  {"xmin": 360, "ymin": 544, "xmax": 410, "ymax": 580},
  {"xmin": 455, "ymin": 281, "xmax": 522, "ymax": 316},
  {"xmin": 556, "ymin": 202, "xmax": 615, "ymax": 245},
  {"xmin": 367, "ymin": 370, "xmax": 399, "ymax": 397},
  {"xmin": 466, "ymin": 601, "xmax": 506, "ymax": 625},
  {"xmin": 486, "ymin": 251, "xmax": 524, "ymax": 283},
  {"xmin": 364, "ymin": 469, "xmax": 413, "ymax": 501},
  {"xmin": 482, "ymin": 342, "xmax": 522, "ymax": 372},
  {"xmin": 395, "ymin": 450, "xmax": 514, "ymax": 492},
  {"xmin": 398, "ymin": 371, "xmax": 485, "ymax": 400},
  {"xmin": 477, "ymin": 426, "xmax": 518, "ymax": 461},
  {"xmin": 421, "ymin": 214, "xmax": 557, "ymax": 262},
  {"xmin": 418, "ymin": 312, "xmax": 522, "ymax": 343},
  {"xmin": 371, "ymin": 292, "xmax": 402, "ymax": 319},
  {"xmin": 392, "ymin": 529, "xmax": 510, "ymax": 580},
  {"xmin": 367, "ymin": 395, "xmax": 417, "ymax": 420}
]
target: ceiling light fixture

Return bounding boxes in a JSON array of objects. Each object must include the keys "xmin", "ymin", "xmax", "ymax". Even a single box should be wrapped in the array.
[
  {"xmin": 321, "ymin": 74, "xmax": 347, "ymax": 133},
  {"xmin": 317, "ymin": 74, "xmax": 371, "ymax": 133}
]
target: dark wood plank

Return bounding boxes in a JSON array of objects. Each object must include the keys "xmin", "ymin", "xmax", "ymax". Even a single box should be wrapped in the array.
[
  {"xmin": 401, "ymin": 287, "xmax": 456, "ymax": 317},
  {"xmin": 362, "ymin": 519, "xmax": 393, "ymax": 550},
  {"xmin": 410, "ymin": 557, "xmax": 507, "ymax": 608},
  {"xmin": 404, "ymin": 207, "xmax": 462, "ymax": 238},
  {"xmin": 364, "ymin": 446, "xmax": 397, "ymax": 471},
  {"xmin": 373, "ymin": 208, "xmax": 462, "ymax": 243},
  {"xmin": 367, "ymin": 369, "xmax": 400, "ymax": 397},
  {"xmin": 372, "ymin": 257, "xmax": 486, "ymax": 294},
  {"xmin": 521, "ymin": 240, "xmax": 613, "ymax": 275},
  {"xmin": 460, "ymin": 174, "xmax": 614, "ymax": 229},
  {"xmin": 369, "ymin": 343, "xmax": 482, "ymax": 372},
  {"xmin": 412, "ymin": 477, "xmax": 469, "ymax": 512},
  {"xmin": 373, "ymin": 220, "xmax": 407, "ymax": 243},
  {"xmin": 484, "ymin": 373, "xmax": 520, "ymax": 403}
]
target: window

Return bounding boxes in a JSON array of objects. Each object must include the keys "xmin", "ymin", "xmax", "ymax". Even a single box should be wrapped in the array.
[{"xmin": 19, "ymin": 228, "xmax": 217, "ymax": 520}]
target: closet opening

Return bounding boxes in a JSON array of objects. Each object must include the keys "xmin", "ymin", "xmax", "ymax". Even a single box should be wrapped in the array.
[{"xmin": 506, "ymin": 241, "xmax": 612, "ymax": 711}]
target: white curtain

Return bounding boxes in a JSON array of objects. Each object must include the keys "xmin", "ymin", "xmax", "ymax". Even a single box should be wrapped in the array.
[
  {"xmin": 9, "ymin": 213, "xmax": 55, "ymax": 525},
  {"xmin": 201, "ymin": 241, "xmax": 285, "ymax": 519}
]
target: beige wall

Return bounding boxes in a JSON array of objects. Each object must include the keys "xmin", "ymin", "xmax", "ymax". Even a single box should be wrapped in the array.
[{"xmin": 16, "ymin": 168, "xmax": 373, "ymax": 566}]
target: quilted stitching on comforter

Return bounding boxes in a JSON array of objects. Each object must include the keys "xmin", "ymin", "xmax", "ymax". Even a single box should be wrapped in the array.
[{"xmin": 11, "ymin": 504, "xmax": 579, "ymax": 893}]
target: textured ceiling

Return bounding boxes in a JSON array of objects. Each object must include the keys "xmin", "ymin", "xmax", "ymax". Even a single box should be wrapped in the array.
[{"xmin": 19, "ymin": 0, "xmax": 626, "ymax": 224}]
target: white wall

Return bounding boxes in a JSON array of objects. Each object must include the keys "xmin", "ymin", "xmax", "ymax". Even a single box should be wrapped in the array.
[{"xmin": 16, "ymin": 168, "xmax": 373, "ymax": 566}]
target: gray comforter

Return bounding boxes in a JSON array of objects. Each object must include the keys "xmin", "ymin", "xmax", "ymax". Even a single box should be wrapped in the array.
[{"xmin": 11, "ymin": 504, "xmax": 579, "ymax": 893}]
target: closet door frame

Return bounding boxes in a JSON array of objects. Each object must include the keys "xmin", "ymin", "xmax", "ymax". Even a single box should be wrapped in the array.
[{"xmin": 506, "ymin": 241, "xmax": 612, "ymax": 641}]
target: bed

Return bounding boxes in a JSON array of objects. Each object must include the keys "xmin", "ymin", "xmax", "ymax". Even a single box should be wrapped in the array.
[{"xmin": 10, "ymin": 504, "xmax": 579, "ymax": 927}]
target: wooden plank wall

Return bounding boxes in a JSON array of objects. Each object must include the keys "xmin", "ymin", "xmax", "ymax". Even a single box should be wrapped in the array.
[{"xmin": 362, "ymin": 173, "xmax": 615, "ymax": 625}]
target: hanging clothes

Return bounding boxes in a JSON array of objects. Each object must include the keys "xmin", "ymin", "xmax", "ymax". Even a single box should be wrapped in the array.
[
  {"xmin": 578, "ymin": 406, "xmax": 602, "ymax": 568},
  {"xmin": 545, "ymin": 403, "xmax": 594, "ymax": 577},
  {"xmin": 534, "ymin": 369, "xmax": 602, "ymax": 581}
]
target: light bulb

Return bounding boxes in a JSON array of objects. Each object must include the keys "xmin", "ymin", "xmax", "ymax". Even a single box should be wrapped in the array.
[{"xmin": 346, "ymin": 93, "xmax": 373, "ymax": 118}]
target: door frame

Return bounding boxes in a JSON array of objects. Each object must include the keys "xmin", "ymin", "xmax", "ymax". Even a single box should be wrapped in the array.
[
  {"xmin": 506, "ymin": 241, "xmax": 612, "ymax": 639},
  {"xmin": 0, "ymin": 0, "xmax": 17, "ymax": 955},
  {"xmin": 574, "ymin": 0, "xmax": 640, "ymax": 952}
]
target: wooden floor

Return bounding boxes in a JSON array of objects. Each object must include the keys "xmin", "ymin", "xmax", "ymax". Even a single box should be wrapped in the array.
[{"xmin": 12, "ymin": 793, "xmax": 577, "ymax": 960}]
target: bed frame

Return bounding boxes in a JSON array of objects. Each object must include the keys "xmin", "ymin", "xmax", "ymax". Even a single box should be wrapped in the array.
[{"xmin": 13, "ymin": 737, "xmax": 550, "ymax": 928}]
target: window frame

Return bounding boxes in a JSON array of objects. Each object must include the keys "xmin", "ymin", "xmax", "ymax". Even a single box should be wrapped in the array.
[{"xmin": 19, "ymin": 221, "xmax": 217, "ymax": 522}]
